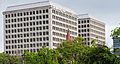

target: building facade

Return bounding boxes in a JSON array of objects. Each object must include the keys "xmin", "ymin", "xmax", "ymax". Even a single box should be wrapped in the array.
[
  {"xmin": 78, "ymin": 14, "xmax": 105, "ymax": 46},
  {"xmin": 113, "ymin": 36, "xmax": 120, "ymax": 54},
  {"xmin": 3, "ymin": 1, "xmax": 78, "ymax": 56}
]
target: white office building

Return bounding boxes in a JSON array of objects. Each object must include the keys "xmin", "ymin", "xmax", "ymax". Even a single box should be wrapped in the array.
[
  {"xmin": 3, "ymin": 1, "xmax": 78, "ymax": 56},
  {"xmin": 78, "ymin": 14, "xmax": 105, "ymax": 46}
]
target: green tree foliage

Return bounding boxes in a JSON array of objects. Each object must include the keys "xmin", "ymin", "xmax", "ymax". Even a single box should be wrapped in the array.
[
  {"xmin": 24, "ymin": 48, "xmax": 59, "ymax": 64},
  {"xmin": 23, "ymin": 36, "xmax": 120, "ymax": 64},
  {"xmin": 58, "ymin": 37, "xmax": 120, "ymax": 64},
  {"xmin": 111, "ymin": 27, "xmax": 120, "ymax": 42},
  {"xmin": 111, "ymin": 27, "xmax": 120, "ymax": 37},
  {"xmin": 0, "ymin": 53, "xmax": 19, "ymax": 64},
  {"xmin": 1, "ymin": 37, "xmax": 120, "ymax": 64}
]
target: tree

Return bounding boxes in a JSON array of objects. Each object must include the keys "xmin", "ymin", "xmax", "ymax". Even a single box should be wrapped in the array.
[
  {"xmin": 22, "ymin": 36, "xmax": 120, "ymax": 64},
  {"xmin": 111, "ymin": 27, "xmax": 120, "ymax": 37},
  {"xmin": 24, "ymin": 47, "xmax": 59, "ymax": 64},
  {"xmin": 0, "ymin": 53, "xmax": 19, "ymax": 64}
]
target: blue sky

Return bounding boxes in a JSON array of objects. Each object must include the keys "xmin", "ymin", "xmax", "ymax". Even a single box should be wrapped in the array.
[{"xmin": 0, "ymin": 0, "xmax": 120, "ymax": 52}]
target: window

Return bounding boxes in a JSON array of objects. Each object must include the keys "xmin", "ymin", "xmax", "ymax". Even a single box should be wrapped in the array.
[
  {"xmin": 46, "ymin": 37, "xmax": 49, "ymax": 40},
  {"xmin": 36, "ymin": 11, "xmax": 39, "ymax": 14},
  {"xmin": 43, "ymin": 32, "xmax": 45, "ymax": 35},
  {"xmin": 33, "ymin": 38, "xmax": 36, "ymax": 42},
  {"xmin": 40, "ymin": 38, "xmax": 42, "ymax": 41},
  {"xmin": 39, "ymin": 16, "xmax": 42, "ymax": 19},
  {"xmin": 33, "ymin": 22, "xmax": 35, "ymax": 25},
  {"xmin": 87, "ymin": 20, "xmax": 89, "ymax": 23},
  {"xmin": 87, "ymin": 24, "xmax": 90, "ymax": 27},
  {"xmin": 36, "ymin": 16, "xmax": 39, "ymax": 19},
  {"xmin": 5, "ymin": 15, "xmax": 7, "ymax": 18},
  {"xmin": 17, "ymin": 13, "xmax": 19, "ymax": 17},
  {"xmin": 43, "ymin": 15, "xmax": 45, "ymax": 19},
  {"xmin": 43, "ymin": 21, "xmax": 45, "ymax": 24},
  {"xmin": 43, "ymin": 26, "xmax": 45, "ymax": 30},
  {"xmin": 40, "ymin": 27, "xmax": 42, "ymax": 30},
  {"xmin": 24, "ymin": 12, "xmax": 26, "ymax": 16},
  {"xmin": 30, "ymin": 11, "xmax": 32, "ymax": 15},
  {"xmin": 20, "ymin": 13, "xmax": 22, "ymax": 16},
  {"xmin": 43, "ymin": 37, "xmax": 46, "ymax": 41},
  {"xmin": 46, "ymin": 9, "xmax": 48, "ymax": 13},
  {"xmin": 33, "ymin": 11, "xmax": 35, "ymax": 15},
  {"xmin": 78, "ymin": 21, "xmax": 80, "ymax": 24},
  {"xmin": 46, "ymin": 15, "xmax": 49, "ymax": 18},
  {"xmin": 26, "ymin": 12, "xmax": 29, "ymax": 15},
  {"xmin": 46, "ymin": 26, "xmax": 49, "ymax": 29},
  {"xmin": 39, "ymin": 10, "xmax": 42, "ymax": 14},
  {"xmin": 39, "ymin": 21, "xmax": 42, "ymax": 24},
  {"xmin": 14, "ymin": 13, "xmax": 16, "ymax": 17},
  {"xmin": 30, "ymin": 17, "xmax": 32, "ymax": 20},
  {"xmin": 78, "ymin": 30, "xmax": 80, "ymax": 32},
  {"xmin": 84, "ymin": 25, "xmax": 86, "ymax": 28},
  {"xmin": 87, "ymin": 33, "xmax": 90, "ymax": 36},
  {"xmin": 33, "ymin": 16, "xmax": 35, "ymax": 20},
  {"xmin": 78, "ymin": 25, "xmax": 80, "ymax": 28},
  {"xmin": 43, "ymin": 10, "xmax": 45, "ymax": 13},
  {"xmin": 46, "ymin": 31, "xmax": 49, "ymax": 35},
  {"xmin": 30, "ymin": 22, "xmax": 32, "ymax": 26},
  {"xmin": 33, "ymin": 33, "xmax": 35, "ymax": 36},
  {"xmin": 24, "ymin": 17, "xmax": 26, "ymax": 21},
  {"xmin": 46, "ymin": 20, "xmax": 49, "ymax": 24},
  {"xmin": 87, "ymin": 29, "xmax": 90, "ymax": 32}
]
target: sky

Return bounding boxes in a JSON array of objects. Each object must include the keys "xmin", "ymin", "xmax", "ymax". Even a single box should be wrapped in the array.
[{"xmin": 0, "ymin": 0, "xmax": 120, "ymax": 52}]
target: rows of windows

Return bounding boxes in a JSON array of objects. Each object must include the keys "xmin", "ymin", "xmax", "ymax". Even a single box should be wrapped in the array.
[
  {"xmin": 6, "ymin": 37, "xmax": 49, "ymax": 44},
  {"xmin": 90, "ymin": 24, "xmax": 105, "ymax": 32},
  {"xmin": 84, "ymin": 38, "xmax": 90, "ymax": 41},
  {"xmin": 78, "ymin": 33, "xmax": 90, "ymax": 37},
  {"xmin": 6, "ymin": 26, "xmax": 49, "ymax": 34},
  {"xmin": 6, "ymin": 47, "xmax": 50, "ymax": 54},
  {"xmin": 5, "ymin": 15, "xmax": 49, "ymax": 23},
  {"xmin": 53, "ymin": 37, "xmax": 65, "ymax": 42},
  {"xmin": 52, "ymin": 9, "xmax": 77, "ymax": 21},
  {"xmin": 91, "ymin": 29, "xmax": 105, "ymax": 36},
  {"xmin": 79, "ymin": 33, "xmax": 105, "ymax": 40},
  {"xmin": 78, "ymin": 24, "xmax": 90, "ymax": 28},
  {"xmin": 6, "ymin": 42, "xmax": 49, "ymax": 50},
  {"xmin": 52, "ymin": 21, "xmax": 77, "ymax": 31},
  {"xmin": 53, "ymin": 32, "xmax": 66, "ymax": 38},
  {"xmin": 53, "ymin": 43, "xmax": 59, "ymax": 47},
  {"xmin": 52, "ymin": 15, "xmax": 77, "ymax": 26},
  {"xmin": 84, "ymin": 42, "xmax": 90, "ymax": 45},
  {"xmin": 91, "ymin": 21, "xmax": 105, "ymax": 27},
  {"xmin": 5, "ymin": 9, "xmax": 49, "ymax": 18},
  {"xmin": 90, "ymin": 33, "xmax": 105, "ymax": 40},
  {"xmin": 6, "ymin": 31, "xmax": 49, "ymax": 39},
  {"xmin": 78, "ymin": 20, "xmax": 89, "ymax": 24},
  {"xmin": 78, "ymin": 29, "xmax": 90, "ymax": 33},
  {"xmin": 52, "ymin": 26, "xmax": 77, "ymax": 35},
  {"xmin": 6, "ymin": 20, "xmax": 49, "ymax": 28}
]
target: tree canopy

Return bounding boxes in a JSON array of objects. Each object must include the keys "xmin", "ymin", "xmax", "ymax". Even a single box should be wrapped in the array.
[
  {"xmin": 22, "ymin": 37, "xmax": 120, "ymax": 64},
  {"xmin": 0, "ymin": 37, "xmax": 120, "ymax": 64}
]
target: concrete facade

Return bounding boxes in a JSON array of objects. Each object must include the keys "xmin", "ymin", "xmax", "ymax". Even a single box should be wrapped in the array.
[
  {"xmin": 78, "ymin": 14, "xmax": 105, "ymax": 46},
  {"xmin": 3, "ymin": 1, "xmax": 78, "ymax": 56}
]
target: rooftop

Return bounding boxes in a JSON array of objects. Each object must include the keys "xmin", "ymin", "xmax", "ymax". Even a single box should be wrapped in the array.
[
  {"xmin": 78, "ymin": 14, "xmax": 105, "ymax": 24},
  {"xmin": 5, "ymin": 1, "xmax": 76, "ymax": 14}
]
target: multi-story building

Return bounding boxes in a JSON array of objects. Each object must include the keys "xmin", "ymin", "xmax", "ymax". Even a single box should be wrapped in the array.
[
  {"xmin": 113, "ymin": 36, "xmax": 120, "ymax": 54},
  {"xmin": 78, "ymin": 14, "xmax": 105, "ymax": 46},
  {"xmin": 3, "ymin": 1, "xmax": 78, "ymax": 56}
]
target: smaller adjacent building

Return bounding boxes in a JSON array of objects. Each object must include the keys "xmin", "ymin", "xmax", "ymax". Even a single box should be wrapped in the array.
[
  {"xmin": 78, "ymin": 14, "xmax": 105, "ymax": 46},
  {"xmin": 113, "ymin": 36, "xmax": 120, "ymax": 54}
]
